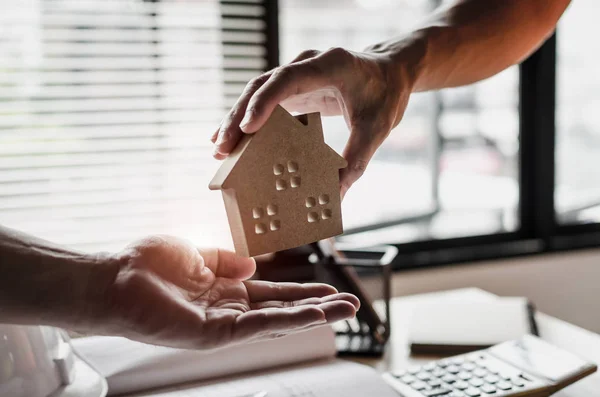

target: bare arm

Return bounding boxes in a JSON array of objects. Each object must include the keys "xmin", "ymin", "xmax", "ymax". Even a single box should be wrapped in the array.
[
  {"xmin": 0, "ymin": 225, "xmax": 115, "ymax": 329},
  {"xmin": 0, "ymin": 225, "xmax": 358, "ymax": 349},
  {"xmin": 375, "ymin": 0, "xmax": 570, "ymax": 91},
  {"xmin": 213, "ymin": 0, "xmax": 570, "ymax": 195}
]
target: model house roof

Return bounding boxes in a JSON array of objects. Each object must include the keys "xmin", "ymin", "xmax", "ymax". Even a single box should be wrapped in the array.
[{"xmin": 209, "ymin": 105, "xmax": 347, "ymax": 191}]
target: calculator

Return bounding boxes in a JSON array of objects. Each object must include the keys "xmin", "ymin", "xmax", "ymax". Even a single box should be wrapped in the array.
[{"xmin": 383, "ymin": 335, "xmax": 597, "ymax": 397}]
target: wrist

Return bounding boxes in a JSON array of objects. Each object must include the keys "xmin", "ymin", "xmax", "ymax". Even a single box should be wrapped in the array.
[
  {"xmin": 78, "ymin": 251, "xmax": 124, "ymax": 332},
  {"xmin": 364, "ymin": 29, "xmax": 429, "ymax": 94}
]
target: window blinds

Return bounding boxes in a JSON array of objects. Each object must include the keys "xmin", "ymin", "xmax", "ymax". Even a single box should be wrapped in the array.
[{"xmin": 0, "ymin": 0, "xmax": 267, "ymax": 253}]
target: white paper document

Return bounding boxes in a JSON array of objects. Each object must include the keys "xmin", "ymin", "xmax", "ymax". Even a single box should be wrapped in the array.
[
  {"xmin": 72, "ymin": 326, "xmax": 337, "ymax": 396},
  {"xmin": 127, "ymin": 360, "xmax": 399, "ymax": 397}
]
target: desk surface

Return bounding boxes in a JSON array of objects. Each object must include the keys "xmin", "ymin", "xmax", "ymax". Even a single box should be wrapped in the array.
[{"xmin": 353, "ymin": 288, "xmax": 600, "ymax": 397}]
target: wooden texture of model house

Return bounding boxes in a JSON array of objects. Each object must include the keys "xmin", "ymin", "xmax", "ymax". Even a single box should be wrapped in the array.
[{"xmin": 209, "ymin": 105, "xmax": 347, "ymax": 257}]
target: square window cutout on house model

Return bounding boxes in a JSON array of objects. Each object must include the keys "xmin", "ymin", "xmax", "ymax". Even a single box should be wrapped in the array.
[{"xmin": 209, "ymin": 105, "xmax": 347, "ymax": 257}]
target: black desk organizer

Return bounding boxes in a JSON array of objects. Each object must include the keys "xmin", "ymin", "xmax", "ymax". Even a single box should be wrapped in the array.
[{"xmin": 309, "ymin": 240, "xmax": 397, "ymax": 357}]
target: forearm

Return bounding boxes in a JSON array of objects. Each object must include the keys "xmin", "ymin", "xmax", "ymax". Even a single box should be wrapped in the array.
[
  {"xmin": 0, "ymin": 225, "xmax": 120, "ymax": 330},
  {"xmin": 370, "ymin": 0, "xmax": 570, "ymax": 91}
]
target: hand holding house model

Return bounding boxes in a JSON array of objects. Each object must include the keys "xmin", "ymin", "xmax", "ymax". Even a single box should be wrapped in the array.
[{"xmin": 209, "ymin": 105, "xmax": 347, "ymax": 257}]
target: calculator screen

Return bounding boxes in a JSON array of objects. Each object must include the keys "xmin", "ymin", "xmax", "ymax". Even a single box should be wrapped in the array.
[{"xmin": 490, "ymin": 336, "xmax": 591, "ymax": 382}]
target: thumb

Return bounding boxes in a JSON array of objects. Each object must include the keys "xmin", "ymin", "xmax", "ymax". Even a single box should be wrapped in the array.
[
  {"xmin": 339, "ymin": 127, "xmax": 379, "ymax": 199},
  {"xmin": 198, "ymin": 248, "xmax": 256, "ymax": 280}
]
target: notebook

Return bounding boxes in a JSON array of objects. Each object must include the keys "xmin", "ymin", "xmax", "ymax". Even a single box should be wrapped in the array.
[
  {"xmin": 72, "ymin": 326, "xmax": 399, "ymax": 397},
  {"xmin": 408, "ymin": 297, "xmax": 538, "ymax": 355}
]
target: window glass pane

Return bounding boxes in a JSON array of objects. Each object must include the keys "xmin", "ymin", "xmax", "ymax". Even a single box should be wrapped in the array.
[
  {"xmin": 435, "ymin": 68, "xmax": 519, "ymax": 239},
  {"xmin": 280, "ymin": 0, "xmax": 519, "ymax": 245},
  {"xmin": 0, "ymin": 0, "xmax": 264, "ymax": 252},
  {"xmin": 556, "ymin": 0, "xmax": 600, "ymax": 225}
]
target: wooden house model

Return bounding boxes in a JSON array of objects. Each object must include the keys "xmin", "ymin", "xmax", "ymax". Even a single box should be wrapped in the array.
[{"xmin": 209, "ymin": 105, "xmax": 347, "ymax": 257}]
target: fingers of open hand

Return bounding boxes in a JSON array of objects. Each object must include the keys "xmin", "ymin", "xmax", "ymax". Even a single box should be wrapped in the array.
[
  {"xmin": 198, "ymin": 248, "xmax": 256, "ymax": 280},
  {"xmin": 244, "ymin": 280, "xmax": 337, "ymax": 302},
  {"xmin": 251, "ymin": 293, "xmax": 359, "ymax": 322},
  {"xmin": 232, "ymin": 305, "xmax": 326, "ymax": 343},
  {"xmin": 252, "ymin": 292, "xmax": 360, "ymax": 311},
  {"xmin": 213, "ymin": 73, "xmax": 271, "ymax": 157}
]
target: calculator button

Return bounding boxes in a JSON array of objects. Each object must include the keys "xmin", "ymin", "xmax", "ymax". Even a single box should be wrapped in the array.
[
  {"xmin": 424, "ymin": 363, "xmax": 437, "ymax": 371},
  {"xmin": 466, "ymin": 354, "xmax": 481, "ymax": 362},
  {"xmin": 512, "ymin": 378, "xmax": 526, "ymax": 387},
  {"xmin": 519, "ymin": 373, "xmax": 533, "ymax": 382},
  {"xmin": 401, "ymin": 375, "xmax": 416, "ymax": 384},
  {"xmin": 392, "ymin": 370, "xmax": 406, "ymax": 378},
  {"xmin": 496, "ymin": 381, "xmax": 512, "ymax": 391},
  {"xmin": 480, "ymin": 384, "xmax": 496, "ymax": 394},
  {"xmin": 461, "ymin": 363, "xmax": 476, "ymax": 371},
  {"xmin": 449, "ymin": 392, "xmax": 465, "ymax": 397},
  {"xmin": 411, "ymin": 381, "xmax": 429, "ymax": 391},
  {"xmin": 442, "ymin": 374, "xmax": 457, "ymax": 384},
  {"xmin": 452, "ymin": 357, "xmax": 465, "ymax": 365},
  {"xmin": 469, "ymin": 378, "xmax": 484, "ymax": 387},
  {"xmin": 446, "ymin": 365, "xmax": 461, "ymax": 374},
  {"xmin": 429, "ymin": 379, "xmax": 443, "ymax": 388},
  {"xmin": 422, "ymin": 388, "xmax": 452, "ymax": 397},
  {"xmin": 475, "ymin": 360, "xmax": 487, "ymax": 369},
  {"xmin": 498, "ymin": 373, "xmax": 512, "ymax": 381},
  {"xmin": 409, "ymin": 366, "xmax": 422, "ymax": 374},
  {"xmin": 417, "ymin": 372, "xmax": 432, "ymax": 381},
  {"xmin": 464, "ymin": 388, "xmax": 481, "ymax": 397},
  {"xmin": 454, "ymin": 381, "xmax": 469, "ymax": 390},
  {"xmin": 438, "ymin": 360, "xmax": 452, "ymax": 368},
  {"xmin": 432, "ymin": 368, "xmax": 446, "ymax": 378},
  {"xmin": 484, "ymin": 375, "xmax": 499, "ymax": 384},
  {"xmin": 473, "ymin": 368, "xmax": 487, "ymax": 378}
]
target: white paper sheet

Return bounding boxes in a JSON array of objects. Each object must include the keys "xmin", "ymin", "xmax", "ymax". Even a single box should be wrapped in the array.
[
  {"xmin": 126, "ymin": 360, "xmax": 399, "ymax": 397},
  {"xmin": 72, "ymin": 326, "xmax": 337, "ymax": 396}
]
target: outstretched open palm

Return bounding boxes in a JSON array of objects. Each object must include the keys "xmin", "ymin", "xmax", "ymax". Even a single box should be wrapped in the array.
[{"xmin": 106, "ymin": 235, "xmax": 358, "ymax": 349}]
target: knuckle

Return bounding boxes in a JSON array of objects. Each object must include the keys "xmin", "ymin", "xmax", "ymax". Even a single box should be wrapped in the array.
[
  {"xmin": 296, "ymin": 49, "xmax": 320, "ymax": 60},
  {"xmin": 340, "ymin": 182, "xmax": 352, "ymax": 194},
  {"xmin": 222, "ymin": 110, "xmax": 236, "ymax": 127},
  {"xmin": 247, "ymin": 74, "xmax": 269, "ymax": 91},
  {"xmin": 325, "ymin": 46, "xmax": 351, "ymax": 60},
  {"xmin": 273, "ymin": 65, "xmax": 294, "ymax": 81},
  {"xmin": 245, "ymin": 99, "xmax": 264, "ymax": 118},
  {"xmin": 352, "ymin": 159, "xmax": 369, "ymax": 174},
  {"xmin": 119, "ymin": 269, "xmax": 151, "ymax": 294}
]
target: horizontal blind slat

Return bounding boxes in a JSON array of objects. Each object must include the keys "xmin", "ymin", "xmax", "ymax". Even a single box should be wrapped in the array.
[
  {"xmin": 0, "ymin": 70, "xmax": 258, "ymax": 85},
  {"xmin": 0, "ymin": 198, "xmax": 214, "ymax": 220},
  {"xmin": 0, "ymin": 57, "xmax": 265, "ymax": 70},
  {"xmin": 0, "ymin": 110, "xmax": 225, "ymax": 129},
  {"xmin": 39, "ymin": 43, "xmax": 265, "ymax": 57},
  {"xmin": 0, "ymin": 84, "xmax": 237, "ymax": 100},
  {"xmin": 0, "ymin": 147, "xmax": 204, "ymax": 169},
  {"xmin": 0, "ymin": 161, "xmax": 213, "ymax": 183},
  {"xmin": 0, "ymin": 134, "xmax": 218, "ymax": 154},
  {"xmin": 0, "ymin": 172, "xmax": 214, "ymax": 196},
  {"xmin": 0, "ymin": 123, "xmax": 218, "ymax": 141}
]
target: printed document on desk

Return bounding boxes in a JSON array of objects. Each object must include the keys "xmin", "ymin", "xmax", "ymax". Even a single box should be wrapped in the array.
[
  {"xmin": 127, "ymin": 360, "xmax": 399, "ymax": 397},
  {"xmin": 73, "ymin": 326, "xmax": 338, "ymax": 395}
]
